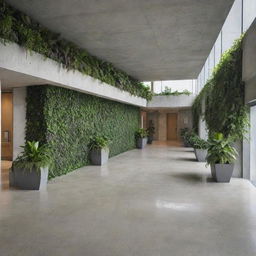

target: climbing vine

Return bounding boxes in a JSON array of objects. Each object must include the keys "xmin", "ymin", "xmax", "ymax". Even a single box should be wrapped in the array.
[
  {"xmin": 192, "ymin": 37, "xmax": 249, "ymax": 139},
  {"xmin": 0, "ymin": 0, "xmax": 152, "ymax": 100}
]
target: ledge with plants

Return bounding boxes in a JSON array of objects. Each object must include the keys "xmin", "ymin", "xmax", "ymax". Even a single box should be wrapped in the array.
[
  {"xmin": 88, "ymin": 135, "xmax": 110, "ymax": 166},
  {"xmin": 0, "ymin": 0, "xmax": 152, "ymax": 100},
  {"xmin": 154, "ymin": 87, "xmax": 192, "ymax": 96},
  {"xmin": 10, "ymin": 141, "xmax": 51, "ymax": 190}
]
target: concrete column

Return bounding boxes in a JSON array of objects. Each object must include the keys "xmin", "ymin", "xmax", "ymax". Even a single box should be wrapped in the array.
[
  {"xmin": 198, "ymin": 99, "xmax": 208, "ymax": 139},
  {"xmin": 13, "ymin": 87, "xmax": 26, "ymax": 160},
  {"xmin": 151, "ymin": 82, "xmax": 154, "ymax": 93}
]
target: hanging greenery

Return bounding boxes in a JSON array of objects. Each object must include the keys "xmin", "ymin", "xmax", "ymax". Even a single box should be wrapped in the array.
[
  {"xmin": 192, "ymin": 36, "xmax": 249, "ymax": 139},
  {"xmin": 0, "ymin": 0, "xmax": 152, "ymax": 100}
]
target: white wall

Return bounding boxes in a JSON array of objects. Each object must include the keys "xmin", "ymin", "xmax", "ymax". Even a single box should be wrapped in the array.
[
  {"xmin": 13, "ymin": 87, "xmax": 26, "ymax": 160},
  {"xmin": 147, "ymin": 95, "xmax": 195, "ymax": 108}
]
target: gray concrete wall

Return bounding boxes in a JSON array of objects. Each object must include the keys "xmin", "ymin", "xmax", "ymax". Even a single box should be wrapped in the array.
[
  {"xmin": 243, "ymin": 18, "xmax": 256, "ymax": 104},
  {"xmin": 147, "ymin": 95, "xmax": 195, "ymax": 109},
  {"xmin": 146, "ymin": 109, "xmax": 192, "ymax": 141},
  {"xmin": 13, "ymin": 87, "xmax": 26, "ymax": 160},
  {"xmin": 198, "ymin": 99, "xmax": 208, "ymax": 140}
]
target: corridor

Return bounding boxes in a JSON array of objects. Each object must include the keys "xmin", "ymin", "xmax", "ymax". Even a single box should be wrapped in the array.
[{"xmin": 1, "ymin": 144, "xmax": 256, "ymax": 256}]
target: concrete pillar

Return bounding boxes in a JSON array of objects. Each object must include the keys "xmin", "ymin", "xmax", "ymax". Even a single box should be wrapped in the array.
[
  {"xmin": 198, "ymin": 99, "xmax": 208, "ymax": 139},
  {"xmin": 13, "ymin": 87, "xmax": 26, "ymax": 160},
  {"xmin": 151, "ymin": 82, "xmax": 154, "ymax": 93}
]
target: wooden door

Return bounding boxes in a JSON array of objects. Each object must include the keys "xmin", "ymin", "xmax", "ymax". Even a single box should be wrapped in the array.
[
  {"xmin": 1, "ymin": 92, "xmax": 13, "ymax": 160},
  {"xmin": 167, "ymin": 113, "xmax": 177, "ymax": 140}
]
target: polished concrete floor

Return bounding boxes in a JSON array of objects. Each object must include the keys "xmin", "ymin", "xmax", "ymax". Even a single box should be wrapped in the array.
[{"xmin": 1, "ymin": 144, "xmax": 256, "ymax": 255}]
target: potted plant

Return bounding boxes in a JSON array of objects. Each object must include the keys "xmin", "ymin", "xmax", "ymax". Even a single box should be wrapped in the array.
[
  {"xmin": 89, "ymin": 135, "xmax": 110, "ymax": 165},
  {"xmin": 206, "ymin": 133, "xmax": 237, "ymax": 182},
  {"xmin": 182, "ymin": 129, "xmax": 196, "ymax": 147},
  {"xmin": 135, "ymin": 128, "xmax": 148, "ymax": 149},
  {"xmin": 191, "ymin": 135, "xmax": 209, "ymax": 162},
  {"xmin": 10, "ymin": 141, "xmax": 51, "ymax": 190},
  {"xmin": 147, "ymin": 120, "xmax": 155, "ymax": 144}
]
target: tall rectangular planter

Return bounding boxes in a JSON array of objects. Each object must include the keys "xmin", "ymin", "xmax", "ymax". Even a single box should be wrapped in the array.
[
  {"xmin": 90, "ymin": 148, "xmax": 109, "ymax": 165},
  {"xmin": 136, "ymin": 138, "xmax": 147, "ymax": 149},
  {"xmin": 10, "ymin": 167, "xmax": 49, "ymax": 190},
  {"xmin": 194, "ymin": 149, "xmax": 207, "ymax": 162}
]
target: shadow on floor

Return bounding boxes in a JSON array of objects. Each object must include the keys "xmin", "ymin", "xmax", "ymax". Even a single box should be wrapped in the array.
[
  {"xmin": 177, "ymin": 157, "xmax": 197, "ymax": 162},
  {"xmin": 171, "ymin": 172, "xmax": 204, "ymax": 183}
]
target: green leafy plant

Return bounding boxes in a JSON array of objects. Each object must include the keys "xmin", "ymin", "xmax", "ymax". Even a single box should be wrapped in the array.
[
  {"xmin": 155, "ymin": 87, "xmax": 191, "ymax": 96},
  {"xmin": 182, "ymin": 130, "xmax": 196, "ymax": 146},
  {"xmin": 135, "ymin": 128, "xmax": 148, "ymax": 138},
  {"xmin": 192, "ymin": 37, "xmax": 249, "ymax": 139},
  {"xmin": 88, "ymin": 135, "xmax": 110, "ymax": 150},
  {"xmin": 12, "ymin": 141, "xmax": 51, "ymax": 171},
  {"xmin": 206, "ymin": 133, "xmax": 237, "ymax": 165},
  {"xmin": 0, "ymin": 0, "xmax": 152, "ymax": 100},
  {"xmin": 189, "ymin": 135, "xmax": 209, "ymax": 149}
]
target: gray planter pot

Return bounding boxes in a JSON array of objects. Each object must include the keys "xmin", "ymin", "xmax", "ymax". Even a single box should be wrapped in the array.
[
  {"xmin": 147, "ymin": 136, "xmax": 153, "ymax": 144},
  {"xmin": 90, "ymin": 147, "xmax": 109, "ymax": 165},
  {"xmin": 194, "ymin": 148, "xmax": 207, "ymax": 162},
  {"xmin": 10, "ymin": 166, "xmax": 49, "ymax": 190},
  {"xmin": 211, "ymin": 164, "xmax": 234, "ymax": 183},
  {"xmin": 136, "ymin": 137, "xmax": 147, "ymax": 149}
]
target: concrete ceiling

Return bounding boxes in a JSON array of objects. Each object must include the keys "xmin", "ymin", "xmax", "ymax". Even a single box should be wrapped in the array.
[{"xmin": 7, "ymin": 0, "xmax": 234, "ymax": 81}]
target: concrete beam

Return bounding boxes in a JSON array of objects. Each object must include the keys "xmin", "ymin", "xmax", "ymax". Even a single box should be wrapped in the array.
[{"xmin": 0, "ymin": 42, "xmax": 146, "ymax": 107}]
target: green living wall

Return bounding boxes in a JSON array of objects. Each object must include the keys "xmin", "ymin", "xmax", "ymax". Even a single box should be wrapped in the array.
[
  {"xmin": 26, "ymin": 85, "xmax": 140, "ymax": 178},
  {"xmin": 192, "ymin": 37, "xmax": 249, "ymax": 139}
]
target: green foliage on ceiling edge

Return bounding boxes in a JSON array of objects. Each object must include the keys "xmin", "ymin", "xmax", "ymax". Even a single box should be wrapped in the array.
[
  {"xmin": 26, "ymin": 85, "xmax": 140, "ymax": 179},
  {"xmin": 192, "ymin": 36, "xmax": 249, "ymax": 140},
  {"xmin": 0, "ymin": 0, "xmax": 152, "ymax": 100}
]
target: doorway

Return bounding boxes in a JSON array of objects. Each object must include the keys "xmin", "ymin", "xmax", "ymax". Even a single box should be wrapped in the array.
[
  {"xmin": 1, "ymin": 92, "xmax": 13, "ymax": 160},
  {"xmin": 1, "ymin": 92, "xmax": 13, "ymax": 190},
  {"xmin": 167, "ymin": 113, "xmax": 177, "ymax": 140}
]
